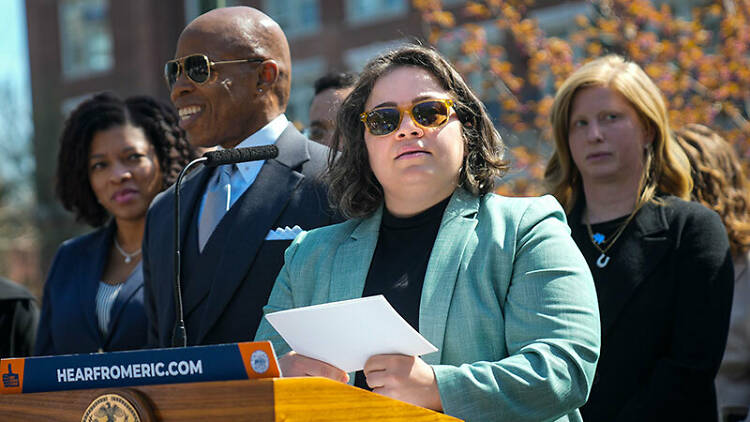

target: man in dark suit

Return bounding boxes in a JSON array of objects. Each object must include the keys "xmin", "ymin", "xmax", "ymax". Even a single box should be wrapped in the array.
[{"xmin": 143, "ymin": 6, "xmax": 337, "ymax": 347}]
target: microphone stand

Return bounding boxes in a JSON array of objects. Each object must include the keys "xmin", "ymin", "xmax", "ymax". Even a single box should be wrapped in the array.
[
  {"xmin": 169, "ymin": 145, "xmax": 278, "ymax": 348},
  {"xmin": 171, "ymin": 156, "xmax": 206, "ymax": 348}
]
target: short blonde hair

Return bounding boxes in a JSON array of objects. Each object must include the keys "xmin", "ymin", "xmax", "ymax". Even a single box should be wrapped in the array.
[{"xmin": 544, "ymin": 55, "xmax": 692, "ymax": 212}]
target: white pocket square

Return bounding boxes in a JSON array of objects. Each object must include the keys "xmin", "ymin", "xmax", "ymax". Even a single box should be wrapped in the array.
[{"xmin": 265, "ymin": 225, "xmax": 305, "ymax": 240}]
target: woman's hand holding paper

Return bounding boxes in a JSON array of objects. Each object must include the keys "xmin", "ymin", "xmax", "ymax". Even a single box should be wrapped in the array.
[
  {"xmin": 279, "ymin": 351, "xmax": 350, "ymax": 383},
  {"xmin": 363, "ymin": 354, "xmax": 443, "ymax": 412}
]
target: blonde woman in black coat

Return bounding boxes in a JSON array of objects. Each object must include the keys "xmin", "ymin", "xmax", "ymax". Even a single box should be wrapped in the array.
[{"xmin": 545, "ymin": 56, "xmax": 734, "ymax": 421}]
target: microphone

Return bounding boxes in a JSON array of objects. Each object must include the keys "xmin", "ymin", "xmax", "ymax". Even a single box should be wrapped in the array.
[
  {"xmin": 170, "ymin": 144, "xmax": 280, "ymax": 348},
  {"xmin": 202, "ymin": 145, "xmax": 279, "ymax": 167}
]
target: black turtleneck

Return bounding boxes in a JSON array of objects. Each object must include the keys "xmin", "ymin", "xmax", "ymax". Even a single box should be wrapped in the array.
[{"xmin": 354, "ymin": 196, "xmax": 450, "ymax": 389}]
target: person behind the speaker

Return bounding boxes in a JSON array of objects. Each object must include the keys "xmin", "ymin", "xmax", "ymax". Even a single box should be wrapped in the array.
[
  {"xmin": 143, "ymin": 6, "xmax": 338, "ymax": 348},
  {"xmin": 307, "ymin": 71, "xmax": 356, "ymax": 147},
  {"xmin": 0, "ymin": 276, "xmax": 38, "ymax": 358},
  {"xmin": 675, "ymin": 124, "xmax": 750, "ymax": 422},
  {"xmin": 256, "ymin": 45, "xmax": 601, "ymax": 422},
  {"xmin": 35, "ymin": 93, "xmax": 194, "ymax": 355},
  {"xmin": 544, "ymin": 55, "xmax": 734, "ymax": 421}
]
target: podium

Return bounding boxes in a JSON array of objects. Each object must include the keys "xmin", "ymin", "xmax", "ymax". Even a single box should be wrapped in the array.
[
  {"xmin": 0, "ymin": 377, "xmax": 460, "ymax": 421},
  {"xmin": 0, "ymin": 342, "xmax": 460, "ymax": 421}
]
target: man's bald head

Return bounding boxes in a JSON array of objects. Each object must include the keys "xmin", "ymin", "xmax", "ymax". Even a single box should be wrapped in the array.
[
  {"xmin": 170, "ymin": 7, "xmax": 293, "ymax": 148},
  {"xmin": 184, "ymin": 7, "xmax": 292, "ymax": 108}
]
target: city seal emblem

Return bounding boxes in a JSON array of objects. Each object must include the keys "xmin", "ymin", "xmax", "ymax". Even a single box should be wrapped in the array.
[
  {"xmin": 250, "ymin": 349, "xmax": 270, "ymax": 374},
  {"xmin": 82, "ymin": 393, "xmax": 140, "ymax": 422}
]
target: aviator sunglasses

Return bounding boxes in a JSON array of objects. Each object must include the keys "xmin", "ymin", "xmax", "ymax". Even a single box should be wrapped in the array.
[
  {"xmin": 360, "ymin": 99, "xmax": 454, "ymax": 136},
  {"xmin": 164, "ymin": 54, "xmax": 265, "ymax": 89}
]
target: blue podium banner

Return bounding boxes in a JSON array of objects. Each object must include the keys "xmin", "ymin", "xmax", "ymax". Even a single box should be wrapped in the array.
[{"xmin": 0, "ymin": 341, "xmax": 279, "ymax": 394}]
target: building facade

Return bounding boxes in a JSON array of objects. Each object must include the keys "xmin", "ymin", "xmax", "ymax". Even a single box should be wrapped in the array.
[{"xmin": 25, "ymin": 0, "xmax": 629, "ymax": 281}]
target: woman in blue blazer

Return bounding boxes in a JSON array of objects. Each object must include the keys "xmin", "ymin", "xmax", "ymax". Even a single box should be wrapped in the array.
[
  {"xmin": 34, "ymin": 93, "xmax": 194, "ymax": 355},
  {"xmin": 256, "ymin": 45, "xmax": 601, "ymax": 422}
]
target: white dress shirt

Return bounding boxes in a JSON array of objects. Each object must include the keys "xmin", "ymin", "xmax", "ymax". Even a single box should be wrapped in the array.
[{"xmin": 197, "ymin": 114, "xmax": 289, "ymax": 222}]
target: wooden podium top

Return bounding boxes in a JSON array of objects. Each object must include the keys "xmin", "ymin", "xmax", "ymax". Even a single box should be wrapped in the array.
[{"xmin": 0, "ymin": 377, "xmax": 461, "ymax": 421}]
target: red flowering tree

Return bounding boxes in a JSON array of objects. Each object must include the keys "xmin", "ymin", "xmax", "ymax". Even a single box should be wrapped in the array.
[{"xmin": 414, "ymin": 0, "xmax": 750, "ymax": 196}]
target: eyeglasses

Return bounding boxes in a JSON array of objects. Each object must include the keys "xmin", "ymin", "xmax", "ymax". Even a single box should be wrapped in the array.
[
  {"xmin": 164, "ymin": 54, "xmax": 265, "ymax": 89},
  {"xmin": 359, "ymin": 99, "xmax": 454, "ymax": 136}
]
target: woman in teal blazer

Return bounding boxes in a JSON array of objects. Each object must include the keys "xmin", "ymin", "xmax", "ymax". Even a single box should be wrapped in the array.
[{"xmin": 255, "ymin": 45, "xmax": 601, "ymax": 422}]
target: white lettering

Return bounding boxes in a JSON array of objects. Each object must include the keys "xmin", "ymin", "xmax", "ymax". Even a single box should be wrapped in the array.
[
  {"xmin": 168, "ymin": 362, "xmax": 178, "ymax": 376},
  {"xmin": 178, "ymin": 361, "xmax": 189, "ymax": 375},
  {"xmin": 56, "ymin": 359, "xmax": 207, "ymax": 384},
  {"xmin": 141, "ymin": 363, "xmax": 151, "ymax": 378},
  {"xmin": 84, "ymin": 367, "xmax": 93, "ymax": 381},
  {"xmin": 120, "ymin": 365, "xmax": 132, "ymax": 378}
]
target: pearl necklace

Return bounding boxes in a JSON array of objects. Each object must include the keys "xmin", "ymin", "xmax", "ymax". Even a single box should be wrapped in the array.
[{"xmin": 114, "ymin": 238, "xmax": 141, "ymax": 264}]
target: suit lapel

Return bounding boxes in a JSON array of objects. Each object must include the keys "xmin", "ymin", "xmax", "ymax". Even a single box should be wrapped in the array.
[
  {"xmin": 599, "ymin": 202, "xmax": 672, "ymax": 334},
  {"xmin": 419, "ymin": 189, "xmax": 479, "ymax": 365},
  {"xmin": 195, "ymin": 125, "xmax": 310, "ymax": 343},
  {"xmin": 78, "ymin": 223, "xmax": 115, "ymax": 345},
  {"xmin": 105, "ymin": 262, "xmax": 143, "ymax": 346},
  {"xmin": 329, "ymin": 210, "xmax": 382, "ymax": 302}
]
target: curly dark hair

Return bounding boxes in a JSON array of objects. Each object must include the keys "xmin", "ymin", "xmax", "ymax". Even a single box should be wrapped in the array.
[
  {"xmin": 56, "ymin": 92, "xmax": 195, "ymax": 227},
  {"xmin": 327, "ymin": 45, "xmax": 509, "ymax": 218},
  {"xmin": 675, "ymin": 124, "xmax": 750, "ymax": 256}
]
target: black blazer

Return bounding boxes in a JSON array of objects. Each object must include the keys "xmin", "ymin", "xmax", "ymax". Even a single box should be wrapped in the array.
[
  {"xmin": 0, "ymin": 277, "xmax": 38, "ymax": 358},
  {"xmin": 570, "ymin": 196, "xmax": 734, "ymax": 421},
  {"xmin": 34, "ymin": 223, "xmax": 148, "ymax": 355},
  {"xmin": 143, "ymin": 124, "xmax": 338, "ymax": 347}
]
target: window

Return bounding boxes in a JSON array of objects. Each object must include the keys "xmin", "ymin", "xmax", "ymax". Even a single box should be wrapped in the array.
[
  {"xmin": 287, "ymin": 57, "xmax": 325, "ymax": 125},
  {"xmin": 530, "ymin": 1, "xmax": 590, "ymax": 38},
  {"xmin": 61, "ymin": 93, "xmax": 95, "ymax": 119},
  {"xmin": 344, "ymin": 39, "xmax": 407, "ymax": 72},
  {"xmin": 346, "ymin": 0, "xmax": 407, "ymax": 25},
  {"xmin": 184, "ymin": 0, "xmax": 242, "ymax": 24},
  {"xmin": 262, "ymin": 0, "xmax": 320, "ymax": 38},
  {"xmin": 59, "ymin": 0, "xmax": 113, "ymax": 79}
]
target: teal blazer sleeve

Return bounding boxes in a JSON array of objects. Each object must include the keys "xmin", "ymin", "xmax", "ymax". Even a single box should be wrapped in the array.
[{"xmin": 256, "ymin": 189, "xmax": 601, "ymax": 422}]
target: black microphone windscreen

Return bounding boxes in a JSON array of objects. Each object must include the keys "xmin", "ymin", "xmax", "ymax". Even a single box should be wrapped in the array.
[{"xmin": 203, "ymin": 145, "xmax": 279, "ymax": 167}]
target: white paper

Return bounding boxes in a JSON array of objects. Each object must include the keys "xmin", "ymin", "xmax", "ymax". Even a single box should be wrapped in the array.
[{"xmin": 264, "ymin": 295, "xmax": 438, "ymax": 372}]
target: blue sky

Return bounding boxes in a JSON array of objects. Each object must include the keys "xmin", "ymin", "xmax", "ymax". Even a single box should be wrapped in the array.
[
  {"xmin": 0, "ymin": 0, "xmax": 33, "ymax": 201},
  {"xmin": 0, "ymin": 0, "xmax": 31, "ymax": 110}
]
